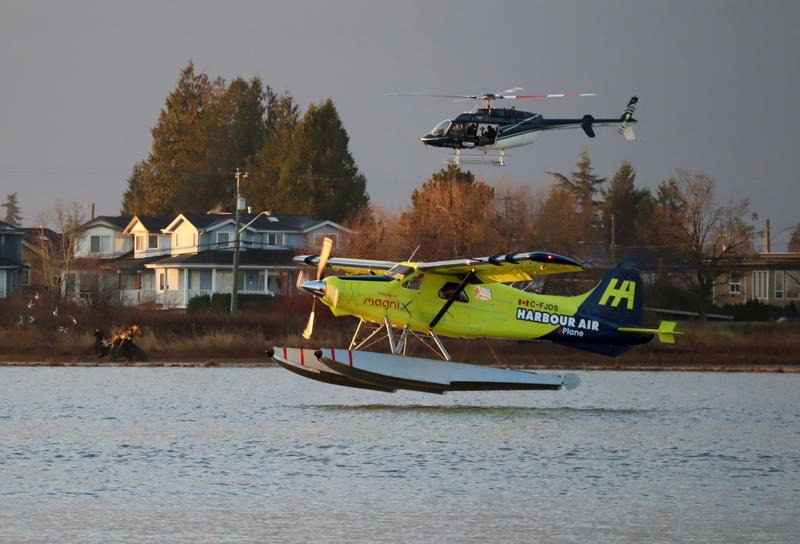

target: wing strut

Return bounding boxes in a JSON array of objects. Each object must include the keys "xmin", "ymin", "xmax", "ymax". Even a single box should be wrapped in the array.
[{"xmin": 429, "ymin": 270, "xmax": 476, "ymax": 329}]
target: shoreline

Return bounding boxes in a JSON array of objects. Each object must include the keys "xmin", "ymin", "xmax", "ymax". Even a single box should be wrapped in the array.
[{"xmin": 1, "ymin": 358, "xmax": 797, "ymax": 373}]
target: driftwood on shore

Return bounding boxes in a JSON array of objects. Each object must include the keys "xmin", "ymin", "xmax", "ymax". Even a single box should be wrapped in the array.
[{"xmin": 94, "ymin": 325, "xmax": 149, "ymax": 362}]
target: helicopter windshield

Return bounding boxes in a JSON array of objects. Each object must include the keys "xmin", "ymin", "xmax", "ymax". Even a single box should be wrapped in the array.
[{"xmin": 430, "ymin": 119, "xmax": 451, "ymax": 137}]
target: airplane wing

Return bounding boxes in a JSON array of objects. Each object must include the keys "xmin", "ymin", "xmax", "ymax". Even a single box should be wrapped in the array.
[
  {"xmin": 294, "ymin": 255, "xmax": 397, "ymax": 275},
  {"xmin": 417, "ymin": 251, "xmax": 582, "ymax": 283}
]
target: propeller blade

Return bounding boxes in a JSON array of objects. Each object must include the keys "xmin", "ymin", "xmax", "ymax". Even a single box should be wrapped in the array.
[
  {"xmin": 296, "ymin": 269, "xmax": 307, "ymax": 289},
  {"xmin": 316, "ymin": 237, "xmax": 333, "ymax": 280},
  {"xmin": 302, "ymin": 307, "xmax": 315, "ymax": 340},
  {"xmin": 302, "ymin": 237, "xmax": 333, "ymax": 340}
]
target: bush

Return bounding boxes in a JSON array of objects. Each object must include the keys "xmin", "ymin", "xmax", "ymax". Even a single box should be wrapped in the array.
[{"xmin": 187, "ymin": 294, "xmax": 211, "ymax": 312}]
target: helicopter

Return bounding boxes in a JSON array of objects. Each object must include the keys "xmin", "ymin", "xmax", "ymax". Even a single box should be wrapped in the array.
[
  {"xmin": 396, "ymin": 89, "xmax": 638, "ymax": 165},
  {"xmin": 268, "ymin": 238, "xmax": 679, "ymax": 394}
]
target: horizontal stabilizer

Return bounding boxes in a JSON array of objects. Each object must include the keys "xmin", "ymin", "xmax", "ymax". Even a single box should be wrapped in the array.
[
  {"xmin": 617, "ymin": 321, "xmax": 681, "ymax": 344},
  {"xmin": 581, "ymin": 115, "xmax": 595, "ymax": 137},
  {"xmin": 619, "ymin": 124, "xmax": 636, "ymax": 141}
]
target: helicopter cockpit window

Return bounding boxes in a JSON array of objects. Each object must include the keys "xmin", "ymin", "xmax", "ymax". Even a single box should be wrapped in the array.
[{"xmin": 430, "ymin": 120, "xmax": 451, "ymax": 137}]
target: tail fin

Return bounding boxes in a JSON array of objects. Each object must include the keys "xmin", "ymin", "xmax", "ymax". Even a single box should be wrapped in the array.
[
  {"xmin": 580, "ymin": 260, "xmax": 645, "ymax": 327},
  {"xmin": 552, "ymin": 261, "xmax": 680, "ymax": 357},
  {"xmin": 618, "ymin": 96, "xmax": 638, "ymax": 141}
]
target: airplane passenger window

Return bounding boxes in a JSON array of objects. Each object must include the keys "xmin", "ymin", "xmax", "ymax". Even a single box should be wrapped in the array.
[{"xmin": 438, "ymin": 282, "xmax": 468, "ymax": 302}]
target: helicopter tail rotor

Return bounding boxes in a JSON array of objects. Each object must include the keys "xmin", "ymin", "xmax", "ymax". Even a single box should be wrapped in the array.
[{"xmin": 618, "ymin": 96, "xmax": 639, "ymax": 141}]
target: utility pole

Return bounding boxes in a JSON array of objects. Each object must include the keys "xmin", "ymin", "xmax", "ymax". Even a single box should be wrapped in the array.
[{"xmin": 230, "ymin": 168, "xmax": 248, "ymax": 313}]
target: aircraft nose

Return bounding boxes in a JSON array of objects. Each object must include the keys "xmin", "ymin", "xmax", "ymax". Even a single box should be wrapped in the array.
[
  {"xmin": 300, "ymin": 279, "xmax": 326, "ymax": 297},
  {"xmin": 420, "ymin": 134, "xmax": 433, "ymax": 146}
]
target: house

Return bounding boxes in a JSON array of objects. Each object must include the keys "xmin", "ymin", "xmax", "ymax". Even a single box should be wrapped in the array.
[
  {"xmin": 67, "ymin": 212, "xmax": 350, "ymax": 309},
  {"xmin": 713, "ymin": 251, "xmax": 800, "ymax": 310},
  {"xmin": 0, "ymin": 220, "xmax": 25, "ymax": 298},
  {"xmin": 69, "ymin": 215, "xmax": 133, "ymax": 304},
  {"xmin": 21, "ymin": 227, "xmax": 61, "ymax": 292}
]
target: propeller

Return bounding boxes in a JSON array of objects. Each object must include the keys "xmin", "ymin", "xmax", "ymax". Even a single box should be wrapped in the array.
[{"xmin": 302, "ymin": 237, "xmax": 333, "ymax": 340}]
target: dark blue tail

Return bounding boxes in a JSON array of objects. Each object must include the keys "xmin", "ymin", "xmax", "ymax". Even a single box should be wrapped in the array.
[{"xmin": 549, "ymin": 261, "xmax": 651, "ymax": 357}]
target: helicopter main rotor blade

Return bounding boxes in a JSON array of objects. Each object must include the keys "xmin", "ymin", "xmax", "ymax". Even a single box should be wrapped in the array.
[
  {"xmin": 500, "ymin": 92, "xmax": 597, "ymax": 99},
  {"xmin": 385, "ymin": 90, "xmax": 596, "ymax": 101}
]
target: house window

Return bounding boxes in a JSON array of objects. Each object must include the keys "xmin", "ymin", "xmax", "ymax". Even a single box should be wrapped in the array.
[
  {"xmin": 267, "ymin": 233, "xmax": 284, "ymax": 246},
  {"xmin": 90, "ymin": 235, "xmax": 110, "ymax": 255},
  {"xmin": 242, "ymin": 271, "xmax": 265, "ymax": 292},
  {"xmin": 217, "ymin": 232, "xmax": 230, "ymax": 249},
  {"xmin": 199, "ymin": 270, "xmax": 212, "ymax": 290},
  {"xmin": 775, "ymin": 271, "xmax": 784, "ymax": 299},
  {"xmin": 135, "ymin": 234, "xmax": 156, "ymax": 252},
  {"xmin": 753, "ymin": 270, "xmax": 769, "ymax": 300},
  {"xmin": 729, "ymin": 273, "xmax": 741, "ymax": 295}
]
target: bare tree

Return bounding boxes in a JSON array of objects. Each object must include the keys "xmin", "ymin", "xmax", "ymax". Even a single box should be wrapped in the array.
[
  {"xmin": 342, "ymin": 204, "xmax": 405, "ymax": 260},
  {"xmin": 655, "ymin": 170, "xmax": 756, "ymax": 314},
  {"xmin": 34, "ymin": 201, "xmax": 86, "ymax": 302},
  {"xmin": 399, "ymin": 166, "xmax": 498, "ymax": 260}
]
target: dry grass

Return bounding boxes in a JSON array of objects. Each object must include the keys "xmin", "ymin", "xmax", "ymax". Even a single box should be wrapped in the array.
[{"xmin": 1, "ymin": 294, "xmax": 799, "ymax": 368}]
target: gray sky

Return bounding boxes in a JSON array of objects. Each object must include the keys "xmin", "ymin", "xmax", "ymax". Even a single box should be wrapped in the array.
[{"xmin": 2, "ymin": 1, "xmax": 798, "ymax": 249}]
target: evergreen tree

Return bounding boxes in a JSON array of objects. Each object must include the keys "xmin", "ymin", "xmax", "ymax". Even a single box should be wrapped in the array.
[
  {"xmin": 548, "ymin": 148, "xmax": 606, "ymax": 213},
  {"xmin": 600, "ymin": 161, "xmax": 653, "ymax": 246},
  {"xmin": 122, "ymin": 63, "xmax": 369, "ymax": 220},
  {"xmin": 246, "ymin": 90, "xmax": 300, "ymax": 213},
  {"xmin": 122, "ymin": 63, "xmax": 269, "ymax": 214},
  {"xmin": 1, "ymin": 192, "xmax": 22, "ymax": 226},
  {"xmin": 547, "ymin": 148, "xmax": 605, "ymax": 238},
  {"xmin": 188, "ymin": 76, "xmax": 268, "ymax": 212},
  {"xmin": 275, "ymin": 99, "xmax": 369, "ymax": 222}
]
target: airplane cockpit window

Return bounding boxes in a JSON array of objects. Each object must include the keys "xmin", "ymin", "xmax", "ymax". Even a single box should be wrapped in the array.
[
  {"xmin": 386, "ymin": 264, "xmax": 415, "ymax": 280},
  {"xmin": 402, "ymin": 274, "xmax": 424, "ymax": 290},
  {"xmin": 430, "ymin": 120, "xmax": 451, "ymax": 137}
]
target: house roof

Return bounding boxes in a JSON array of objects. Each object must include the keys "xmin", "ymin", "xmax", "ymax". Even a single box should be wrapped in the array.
[
  {"xmin": 101, "ymin": 251, "xmax": 166, "ymax": 271},
  {"xmin": 147, "ymin": 248, "xmax": 296, "ymax": 268},
  {"xmin": 22, "ymin": 227, "xmax": 60, "ymax": 245},
  {"xmin": 161, "ymin": 212, "xmax": 348, "ymax": 234},
  {"xmin": 163, "ymin": 213, "xmax": 231, "ymax": 233},
  {"xmin": 0, "ymin": 220, "xmax": 23, "ymax": 233},
  {"xmin": 123, "ymin": 215, "xmax": 175, "ymax": 234},
  {"xmin": 80, "ymin": 215, "xmax": 133, "ymax": 231}
]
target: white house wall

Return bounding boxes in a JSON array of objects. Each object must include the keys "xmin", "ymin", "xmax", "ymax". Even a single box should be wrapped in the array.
[
  {"xmin": 74, "ymin": 225, "xmax": 131, "ymax": 258},
  {"xmin": 171, "ymin": 221, "xmax": 198, "ymax": 256}
]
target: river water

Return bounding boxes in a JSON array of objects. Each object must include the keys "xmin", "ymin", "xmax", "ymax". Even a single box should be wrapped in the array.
[{"xmin": 0, "ymin": 367, "xmax": 797, "ymax": 543}]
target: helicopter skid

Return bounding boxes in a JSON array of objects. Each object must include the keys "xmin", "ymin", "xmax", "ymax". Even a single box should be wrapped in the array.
[
  {"xmin": 316, "ymin": 348, "xmax": 577, "ymax": 394},
  {"xmin": 449, "ymin": 148, "xmax": 506, "ymax": 166}
]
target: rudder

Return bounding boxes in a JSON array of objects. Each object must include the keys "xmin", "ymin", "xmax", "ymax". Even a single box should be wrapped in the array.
[{"xmin": 579, "ymin": 260, "xmax": 645, "ymax": 328}]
